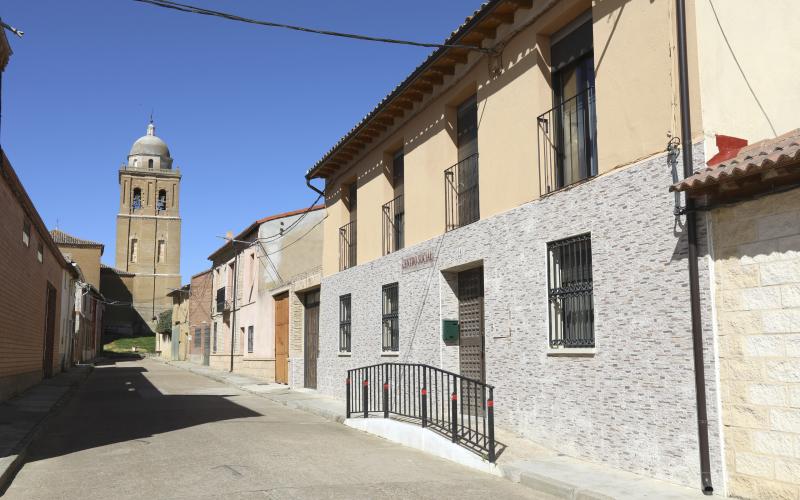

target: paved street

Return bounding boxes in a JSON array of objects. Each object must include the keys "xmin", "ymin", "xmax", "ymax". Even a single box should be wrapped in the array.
[{"xmin": 5, "ymin": 358, "xmax": 536, "ymax": 499}]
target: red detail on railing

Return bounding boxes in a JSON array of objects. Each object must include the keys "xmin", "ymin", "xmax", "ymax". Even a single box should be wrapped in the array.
[
  {"xmin": 451, "ymin": 393, "xmax": 457, "ymax": 401},
  {"xmin": 346, "ymin": 378, "xmax": 351, "ymax": 385},
  {"xmin": 487, "ymin": 400, "xmax": 494, "ymax": 408},
  {"xmin": 363, "ymin": 380, "xmax": 369, "ymax": 386},
  {"xmin": 383, "ymin": 383, "xmax": 389, "ymax": 390},
  {"xmin": 421, "ymin": 389, "xmax": 427, "ymax": 396}
]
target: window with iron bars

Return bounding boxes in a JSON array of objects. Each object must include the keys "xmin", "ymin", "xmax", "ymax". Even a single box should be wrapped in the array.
[
  {"xmin": 194, "ymin": 327, "xmax": 201, "ymax": 348},
  {"xmin": 339, "ymin": 294, "xmax": 351, "ymax": 352},
  {"xmin": 247, "ymin": 325, "xmax": 254, "ymax": 353},
  {"xmin": 547, "ymin": 233, "xmax": 594, "ymax": 348},
  {"xmin": 382, "ymin": 283, "xmax": 399, "ymax": 352}
]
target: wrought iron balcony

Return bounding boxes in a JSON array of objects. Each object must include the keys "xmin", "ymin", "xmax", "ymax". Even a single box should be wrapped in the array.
[
  {"xmin": 444, "ymin": 153, "xmax": 479, "ymax": 232},
  {"xmin": 215, "ymin": 287, "xmax": 227, "ymax": 313},
  {"xmin": 382, "ymin": 195, "xmax": 404, "ymax": 255},
  {"xmin": 339, "ymin": 220, "xmax": 357, "ymax": 271},
  {"xmin": 537, "ymin": 86, "xmax": 598, "ymax": 195}
]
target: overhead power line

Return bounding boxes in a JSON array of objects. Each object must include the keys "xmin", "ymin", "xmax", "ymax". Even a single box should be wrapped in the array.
[{"xmin": 133, "ymin": 0, "xmax": 495, "ymax": 54}]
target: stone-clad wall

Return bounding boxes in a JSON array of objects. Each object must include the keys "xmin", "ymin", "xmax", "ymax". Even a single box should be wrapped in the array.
[
  {"xmin": 316, "ymin": 145, "xmax": 724, "ymax": 488},
  {"xmin": 712, "ymin": 187, "xmax": 800, "ymax": 499}
]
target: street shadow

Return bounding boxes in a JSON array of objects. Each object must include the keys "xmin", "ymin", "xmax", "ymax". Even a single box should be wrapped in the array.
[{"xmin": 21, "ymin": 364, "xmax": 260, "ymax": 464}]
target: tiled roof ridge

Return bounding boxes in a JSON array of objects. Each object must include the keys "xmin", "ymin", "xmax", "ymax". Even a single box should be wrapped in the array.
[
  {"xmin": 671, "ymin": 128, "xmax": 800, "ymax": 192},
  {"xmin": 50, "ymin": 229, "xmax": 104, "ymax": 248}
]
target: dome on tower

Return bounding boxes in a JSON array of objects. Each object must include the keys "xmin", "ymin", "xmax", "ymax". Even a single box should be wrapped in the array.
[{"xmin": 129, "ymin": 121, "xmax": 171, "ymax": 158}]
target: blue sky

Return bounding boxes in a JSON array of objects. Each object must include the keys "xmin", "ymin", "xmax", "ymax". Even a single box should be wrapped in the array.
[{"xmin": 1, "ymin": 0, "xmax": 480, "ymax": 278}]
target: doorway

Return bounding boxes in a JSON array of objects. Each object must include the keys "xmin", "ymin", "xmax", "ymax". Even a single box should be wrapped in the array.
[
  {"xmin": 458, "ymin": 267, "xmax": 484, "ymax": 382},
  {"xmin": 303, "ymin": 289, "xmax": 320, "ymax": 389},
  {"xmin": 202, "ymin": 325, "xmax": 210, "ymax": 366},
  {"xmin": 43, "ymin": 283, "xmax": 57, "ymax": 378},
  {"xmin": 274, "ymin": 293, "xmax": 289, "ymax": 384}
]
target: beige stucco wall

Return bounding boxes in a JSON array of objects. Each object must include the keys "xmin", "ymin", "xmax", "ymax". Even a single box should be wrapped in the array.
[
  {"xmin": 713, "ymin": 187, "xmax": 800, "ymax": 499},
  {"xmin": 694, "ymin": 0, "xmax": 800, "ymax": 158},
  {"xmin": 320, "ymin": 0, "xmax": 709, "ymax": 277}
]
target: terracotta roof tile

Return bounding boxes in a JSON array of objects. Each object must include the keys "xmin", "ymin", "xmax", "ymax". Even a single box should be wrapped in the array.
[
  {"xmin": 50, "ymin": 229, "xmax": 104, "ymax": 248},
  {"xmin": 671, "ymin": 129, "xmax": 800, "ymax": 192}
]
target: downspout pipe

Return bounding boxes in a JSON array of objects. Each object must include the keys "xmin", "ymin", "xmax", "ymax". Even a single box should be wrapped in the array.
[
  {"xmin": 675, "ymin": 0, "xmax": 714, "ymax": 494},
  {"xmin": 305, "ymin": 176, "xmax": 325, "ymax": 197}
]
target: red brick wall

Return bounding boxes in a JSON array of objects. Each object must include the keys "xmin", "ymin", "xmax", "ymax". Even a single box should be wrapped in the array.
[{"xmin": 0, "ymin": 164, "xmax": 66, "ymax": 400}]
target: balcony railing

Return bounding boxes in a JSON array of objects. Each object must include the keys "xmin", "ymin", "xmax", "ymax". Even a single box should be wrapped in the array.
[
  {"xmin": 215, "ymin": 287, "xmax": 229, "ymax": 313},
  {"xmin": 347, "ymin": 363, "xmax": 496, "ymax": 462},
  {"xmin": 444, "ymin": 153, "xmax": 479, "ymax": 232},
  {"xmin": 537, "ymin": 86, "xmax": 598, "ymax": 195},
  {"xmin": 339, "ymin": 221, "xmax": 357, "ymax": 271},
  {"xmin": 382, "ymin": 195, "xmax": 404, "ymax": 255}
]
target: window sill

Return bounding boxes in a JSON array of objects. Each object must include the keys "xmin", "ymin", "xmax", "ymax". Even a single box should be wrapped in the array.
[
  {"xmin": 337, "ymin": 352, "xmax": 352, "ymax": 357},
  {"xmin": 547, "ymin": 348, "xmax": 596, "ymax": 357},
  {"xmin": 380, "ymin": 352, "xmax": 400, "ymax": 357}
]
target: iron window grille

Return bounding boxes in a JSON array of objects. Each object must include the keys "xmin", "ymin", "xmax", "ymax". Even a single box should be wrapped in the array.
[
  {"xmin": 547, "ymin": 233, "xmax": 595, "ymax": 348},
  {"xmin": 212, "ymin": 323, "xmax": 218, "ymax": 353},
  {"xmin": 382, "ymin": 283, "xmax": 399, "ymax": 352},
  {"xmin": 215, "ymin": 287, "xmax": 226, "ymax": 313},
  {"xmin": 339, "ymin": 294, "xmax": 351, "ymax": 352},
  {"xmin": 382, "ymin": 195, "xmax": 404, "ymax": 255},
  {"xmin": 339, "ymin": 221, "xmax": 357, "ymax": 271},
  {"xmin": 444, "ymin": 154, "xmax": 480, "ymax": 231},
  {"xmin": 194, "ymin": 327, "xmax": 201, "ymax": 348},
  {"xmin": 247, "ymin": 325, "xmax": 254, "ymax": 353}
]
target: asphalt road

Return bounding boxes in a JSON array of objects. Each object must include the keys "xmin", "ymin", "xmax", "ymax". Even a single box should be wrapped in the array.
[{"xmin": 5, "ymin": 358, "xmax": 537, "ymax": 499}]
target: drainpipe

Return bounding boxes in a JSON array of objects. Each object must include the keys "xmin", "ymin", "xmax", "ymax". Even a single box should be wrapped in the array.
[
  {"xmin": 675, "ymin": 0, "xmax": 713, "ymax": 494},
  {"xmin": 306, "ymin": 176, "xmax": 325, "ymax": 197}
]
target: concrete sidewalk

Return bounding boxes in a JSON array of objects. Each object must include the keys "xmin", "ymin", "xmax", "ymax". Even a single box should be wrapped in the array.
[
  {"xmin": 0, "ymin": 365, "xmax": 93, "ymax": 491},
  {"xmin": 160, "ymin": 359, "xmax": 709, "ymax": 499}
]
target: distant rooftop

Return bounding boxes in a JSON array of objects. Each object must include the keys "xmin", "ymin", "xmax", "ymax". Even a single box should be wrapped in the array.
[{"xmin": 50, "ymin": 229, "xmax": 105, "ymax": 254}]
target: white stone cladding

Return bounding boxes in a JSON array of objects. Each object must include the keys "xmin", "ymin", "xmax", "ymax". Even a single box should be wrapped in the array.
[{"xmin": 315, "ymin": 144, "xmax": 723, "ymax": 488}]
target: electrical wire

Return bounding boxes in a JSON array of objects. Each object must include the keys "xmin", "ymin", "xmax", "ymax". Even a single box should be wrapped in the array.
[{"xmin": 133, "ymin": 0, "xmax": 494, "ymax": 53}]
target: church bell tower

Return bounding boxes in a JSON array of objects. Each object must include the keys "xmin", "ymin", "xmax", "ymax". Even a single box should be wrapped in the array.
[{"xmin": 115, "ymin": 120, "xmax": 182, "ymax": 333}]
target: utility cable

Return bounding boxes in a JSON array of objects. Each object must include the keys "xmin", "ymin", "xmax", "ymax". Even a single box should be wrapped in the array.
[{"xmin": 133, "ymin": 0, "xmax": 494, "ymax": 54}]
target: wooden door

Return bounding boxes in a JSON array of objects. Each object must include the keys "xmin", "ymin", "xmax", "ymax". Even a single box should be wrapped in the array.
[
  {"xmin": 274, "ymin": 293, "xmax": 289, "ymax": 384},
  {"xmin": 304, "ymin": 290, "xmax": 320, "ymax": 389},
  {"xmin": 43, "ymin": 283, "xmax": 57, "ymax": 378}
]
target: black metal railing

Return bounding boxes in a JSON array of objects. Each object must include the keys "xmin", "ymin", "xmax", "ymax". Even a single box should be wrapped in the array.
[
  {"xmin": 346, "ymin": 363, "xmax": 496, "ymax": 462},
  {"xmin": 444, "ymin": 153, "xmax": 480, "ymax": 232},
  {"xmin": 537, "ymin": 87, "xmax": 597, "ymax": 195},
  {"xmin": 382, "ymin": 195, "xmax": 404, "ymax": 255},
  {"xmin": 339, "ymin": 221, "xmax": 357, "ymax": 271},
  {"xmin": 215, "ymin": 287, "xmax": 226, "ymax": 313}
]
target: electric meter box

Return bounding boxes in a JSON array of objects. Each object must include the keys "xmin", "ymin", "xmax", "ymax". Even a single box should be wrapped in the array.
[{"xmin": 442, "ymin": 319, "xmax": 459, "ymax": 343}]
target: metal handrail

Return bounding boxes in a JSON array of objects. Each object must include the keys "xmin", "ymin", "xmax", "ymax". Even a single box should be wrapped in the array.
[
  {"xmin": 536, "ymin": 86, "xmax": 597, "ymax": 196},
  {"xmin": 444, "ymin": 153, "xmax": 480, "ymax": 231},
  {"xmin": 339, "ymin": 220, "xmax": 357, "ymax": 271},
  {"xmin": 346, "ymin": 362, "xmax": 496, "ymax": 462},
  {"xmin": 382, "ymin": 195, "xmax": 404, "ymax": 255}
]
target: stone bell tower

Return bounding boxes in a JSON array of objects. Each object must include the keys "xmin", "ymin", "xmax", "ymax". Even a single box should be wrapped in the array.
[{"xmin": 114, "ymin": 120, "xmax": 182, "ymax": 334}]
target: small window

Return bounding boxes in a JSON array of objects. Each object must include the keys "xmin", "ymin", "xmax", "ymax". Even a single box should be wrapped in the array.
[
  {"xmin": 382, "ymin": 283, "xmax": 399, "ymax": 352},
  {"xmin": 194, "ymin": 327, "xmax": 201, "ymax": 348},
  {"xmin": 148, "ymin": 159, "xmax": 154, "ymax": 169},
  {"xmin": 22, "ymin": 220, "xmax": 31, "ymax": 247},
  {"xmin": 36, "ymin": 241, "xmax": 43, "ymax": 263},
  {"xmin": 157, "ymin": 240, "xmax": 166, "ymax": 263},
  {"xmin": 130, "ymin": 239, "xmax": 138, "ymax": 263},
  {"xmin": 132, "ymin": 188, "xmax": 142, "ymax": 209},
  {"xmin": 157, "ymin": 189, "xmax": 167, "ymax": 212},
  {"xmin": 547, "ymin": 233, "xmax": 594, "ymax": 348},
  {"xmin": 247, "ymin": 325, "xmax": 254, "ymax": 353},
  {"xmin": 339, "ymin": 294, "xmax": 351, "ymax": 352},
  {"xmin": 212, "ymin": 322, "xmax": 218, "ymax": 353}
]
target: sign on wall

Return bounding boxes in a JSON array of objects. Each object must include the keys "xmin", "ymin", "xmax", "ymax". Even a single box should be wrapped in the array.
[{"xmin": 401, "ymin": 249, "xmax": 435, "ymax": 274}]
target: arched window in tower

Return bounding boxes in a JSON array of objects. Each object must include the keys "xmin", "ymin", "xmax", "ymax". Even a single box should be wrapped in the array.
[
  {"xmin": 157, "ymin": 189, "xmax": 167, "ymax": 212},
  {"xmin": 130, "ymin": 239, "xmax": 138, "ymax": 263},
  {"xmin": 132, "ymin": 188, "xmax": 142, "ymax": 210}
]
